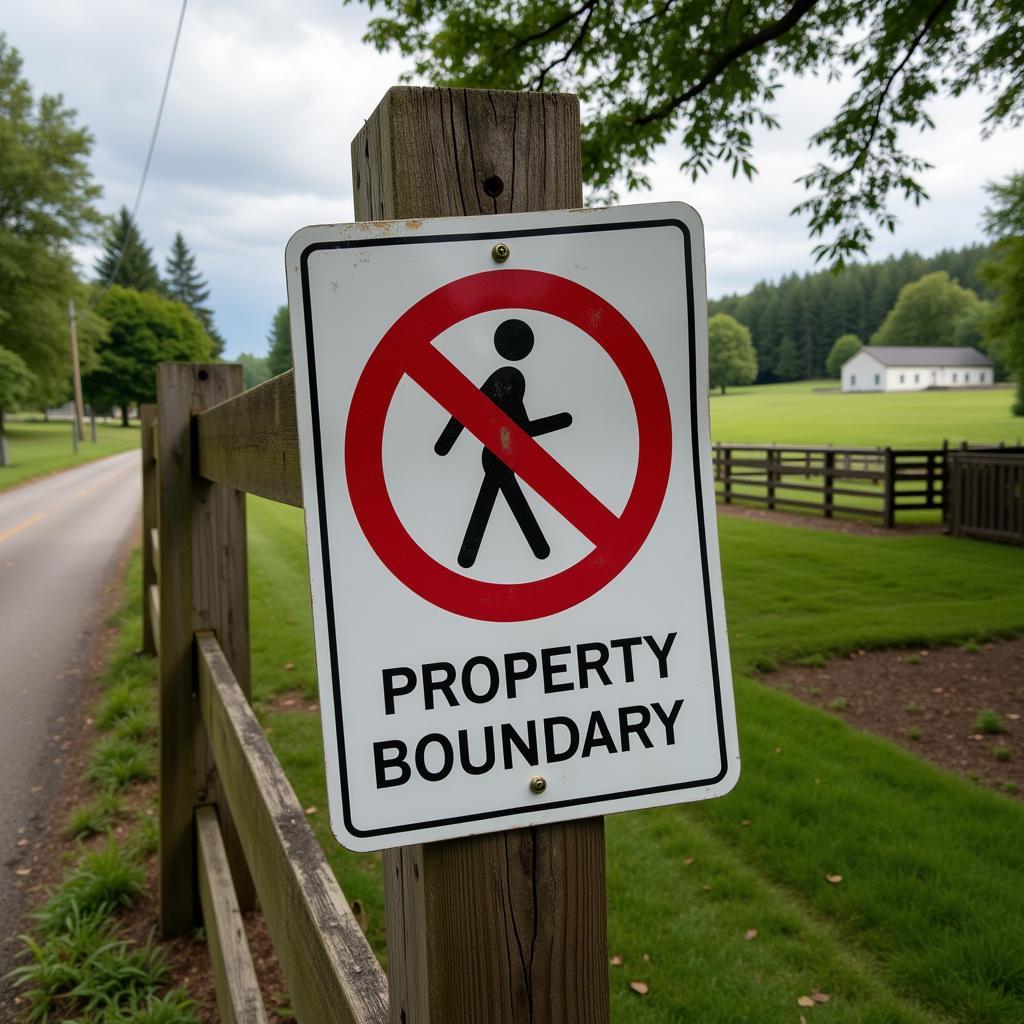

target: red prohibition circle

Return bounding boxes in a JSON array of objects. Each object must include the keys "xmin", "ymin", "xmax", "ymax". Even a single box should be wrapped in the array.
[{"xmin": 344, "ymin": 269, "xmax": 672, "ymax": 621}]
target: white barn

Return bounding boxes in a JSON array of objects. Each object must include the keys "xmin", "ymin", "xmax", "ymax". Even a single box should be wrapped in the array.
[{"xmin": 840, "ymin": 346, "xmax": 994, "ymax": 393}]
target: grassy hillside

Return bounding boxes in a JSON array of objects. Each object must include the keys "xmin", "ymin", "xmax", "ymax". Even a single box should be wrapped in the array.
[
  {"xmin": 246, "ymin": 497, "xmax": 1024, "ymax": 1023},
  {"xmin": 0, "ymin": 418, "xmax": 140, "ymax": 491},
  {"xmin": 711, "ymin": 380, "xmax": 1021, "ymax": 447}
]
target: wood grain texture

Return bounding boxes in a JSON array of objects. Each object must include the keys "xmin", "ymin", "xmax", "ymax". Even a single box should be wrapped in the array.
[
  {"xmin": 157, "ymin": 362, "xmax": 253, "ymax": 935},
  {"xmin": 197, "ymin": 632, "xmax": 388, "ymax": 1024},
  {"xmin": 352, "ymin": 87, "xmax": 582, "ymax": 221},
  {"xmin": 140, "ymin": 404, "xmax": 157, "ymax": 655},
  {"xmin": 196, "ymin": 370, "xmax": 302, "ymax": 507},
  {"xmin": 354, "ymin": 86, "xmax": 608, "ymax": 1024},
  {"xmin": 197, "ymin": 806, "xmax": 269, "ymax": 1024}
]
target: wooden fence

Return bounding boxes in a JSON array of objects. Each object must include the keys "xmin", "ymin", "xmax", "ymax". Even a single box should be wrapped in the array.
[
  {"xmin": 712, "ymin": 442, "xmax": 998, "ymax": 527},
  {"xmin": 140, "ymin": 85, "xmax": 608, "ymax": 1024},
  {"xmin": 946, "ymin": 449, "xmax": 1024, "ymax": 545}
]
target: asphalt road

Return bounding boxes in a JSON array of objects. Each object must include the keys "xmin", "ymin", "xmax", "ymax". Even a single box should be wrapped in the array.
[{"xmin": 0, "ymin": 450, "xmax": 140, "ymax": 967}]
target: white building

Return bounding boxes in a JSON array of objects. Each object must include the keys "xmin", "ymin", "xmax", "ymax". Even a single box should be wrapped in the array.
[{"xmin": 840, "ymin": 346, "xmax": 994, "ymax": 393}]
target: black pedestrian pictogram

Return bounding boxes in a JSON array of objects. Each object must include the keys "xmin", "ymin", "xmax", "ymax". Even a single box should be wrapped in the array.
[{"xmin": 434, "ymin": 319, "xmax": 572, "ymax": 568}]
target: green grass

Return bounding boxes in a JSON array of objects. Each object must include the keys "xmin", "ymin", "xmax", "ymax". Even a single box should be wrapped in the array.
[
  {"xmin": 712, "ymin": 379, "xmax": 1022, "ymax": 447},
  {"xmin": 0, "ymin": 417, "xmax": 140, "ymax": 492},
  {"xmin": 975, "ymin": 709, "xmax": 1006, "ymax": 735},
  {"xmin": 246, "ymin": 496, "xmax": 1024, "ymax": 1023}
]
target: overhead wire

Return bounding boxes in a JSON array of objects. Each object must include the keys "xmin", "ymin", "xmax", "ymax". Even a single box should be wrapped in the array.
[{"xmin": 93, "ymin": 0, "xmax": 189, "ymax": 301}]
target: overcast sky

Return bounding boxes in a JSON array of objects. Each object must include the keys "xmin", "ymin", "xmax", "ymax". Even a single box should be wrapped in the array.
[{"xmin": 6, "ymin": 0, "xmax": 1023, "ymax": 360}]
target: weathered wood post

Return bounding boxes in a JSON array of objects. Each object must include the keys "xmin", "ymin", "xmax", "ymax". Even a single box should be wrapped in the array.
[
  {"xmin": 156, "ymin": 362, "xmax": 255, "ymax": 936},
  {"xmin": 352, "ymin": 86, "xmax": 610, "ymax": 1024},
  {"xmin": 140, "ymin": 404, "xmax": 157, "ymax": 656},
  {"xmin": 882, "ymin": 446, "xmax": 895, "ymax": 528},
  {"xmin": 824, "ymin": 449, "xmax": 835, "ymax": 519}
]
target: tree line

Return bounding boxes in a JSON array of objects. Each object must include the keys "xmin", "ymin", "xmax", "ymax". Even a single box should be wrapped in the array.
[{"xmin": 708, "ymin": 244, "xmax": 998, "ymax": 383}]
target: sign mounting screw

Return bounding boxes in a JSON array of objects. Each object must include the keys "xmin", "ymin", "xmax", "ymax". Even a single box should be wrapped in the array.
[
  {"xmin": 529, "ymin": 776, "xmax": 547, "ymax": 794},
  {"xmin": 492, "ymin": 242, "xmax": 511, "ymax": 263}
]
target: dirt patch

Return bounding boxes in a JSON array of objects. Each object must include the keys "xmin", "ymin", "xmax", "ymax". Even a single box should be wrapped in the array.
[
  {"xmin": 716, "ymin": 501, "xmax": 942, "ymax": 537},
  {"xmin": 263, "ymin": 690, "xmax": 320, "ymax": 715},
  {"xmin": 761, "ymin": 638, "xmax": 1024, "ymax": 796}
]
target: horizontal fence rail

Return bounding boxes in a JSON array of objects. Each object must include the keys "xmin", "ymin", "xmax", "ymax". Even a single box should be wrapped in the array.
[
  {"xmin": 947, "ymin": 450, "xmax": 1024, "ymax": 545},
  {"xmin": 713, "ymin": 442, "xmax": 1013, "ymax": 528},
  {"xmin": 196, "ymin": 370, "xmax": 302, "ymax": 507},
  {"xmin": 196, "ymin": 632, "xmax": 389, "ymax": 1024}
]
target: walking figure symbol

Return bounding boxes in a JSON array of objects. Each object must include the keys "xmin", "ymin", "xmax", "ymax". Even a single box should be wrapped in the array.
[{"xmin": 434, "ymin": 319, "xmax": 573, "ymax": 569}]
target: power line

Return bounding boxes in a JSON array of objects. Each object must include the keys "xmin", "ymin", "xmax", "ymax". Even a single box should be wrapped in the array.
[{"xmin": 94, "ymin": 0, "xmax": 189, "ymax": 298}]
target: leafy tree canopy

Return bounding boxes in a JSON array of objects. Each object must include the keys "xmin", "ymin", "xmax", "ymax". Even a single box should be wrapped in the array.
[
  {"xmin": 236, "ymin": 352, "xmax": 272, "ymax": 390},
  {"xmin": 981, "ymin": 171, "xmax": 1024, "ymax": 414},
  {"xmin": 708, "ymin": 312, "xmax": 758, "ymax": 393},
  {"xmin": 94, "ymin": 206, "xmax": 161, "ymax": 293},
  {"xmin": 164, "ymin": 231, "xmax": 224, "ymax": 357},
  {"xmin": 0, "ymin": 345, "xmax": 35, "ymax": 418},
  {"xmin": 266, "ymin": 305, "xmax": 292, "ymax": 377},
  {"xmin": 870, "ymin": 270, "xmax": 980, "ymax": 347},
  {"xmin": 83, "ymin": 285, "xmax": 213, "ymax": 423},
  {"xmin": 0, "ymin": 33, "xmax": 102, "ymax": 404},
  {"xmin": 825, "ymin": 333, "xmax": 862, "ymax": 377},
  {"xmin": 353, "ymin": 0, "xmax": 1023, "ymax": 265}
]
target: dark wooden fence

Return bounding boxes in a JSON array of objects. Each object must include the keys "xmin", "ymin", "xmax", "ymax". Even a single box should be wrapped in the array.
[
  {"xmin": 712, "ymin": 442, "xmax": 1016, "ymax": 528},
  {"xmin": 139, "ymin": 84, "xmax": 609, "ymax": 1024},
  {"xmin": 946, "ymin": 449, "xmax": 1024, "ymax": 545}
]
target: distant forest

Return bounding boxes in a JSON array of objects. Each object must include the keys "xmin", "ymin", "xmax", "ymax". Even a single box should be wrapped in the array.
[{"xmin": 709, "ymin": 244, "xmax": 996, "ymax": 383}]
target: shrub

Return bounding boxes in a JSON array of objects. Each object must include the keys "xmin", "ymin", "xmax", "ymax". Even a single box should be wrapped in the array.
[{"xmin": 975, "ymin": 709, "xmax": 1006, "ymax": 735}]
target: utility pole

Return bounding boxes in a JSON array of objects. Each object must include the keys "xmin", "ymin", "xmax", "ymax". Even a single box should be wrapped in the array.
[{"xmin": 68, "ymin": 298, "xmax": 85, "ymax": 442}]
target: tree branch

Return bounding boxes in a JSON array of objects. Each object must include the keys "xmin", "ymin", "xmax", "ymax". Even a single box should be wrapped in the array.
[
  {"xmin": 633, "ymin": 0, "xmax": 821, "ymax": 127},
  {"xmin": 534, "ymin": 0, "xmax": 598, "ymax": 89},
  {"xmin": 839, "ymin": 0, "xmax": 953, "ymax": 178}
]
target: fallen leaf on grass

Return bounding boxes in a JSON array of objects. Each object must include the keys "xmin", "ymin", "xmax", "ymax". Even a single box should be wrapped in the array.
[
  {"xmin": 642, "ymin": 953, "xmax": 651, "ymax": 962},
  {"xmin": 797, "ymin": 995, "xmax": 815, "ymax": 1008},
  {"xmin": 800, "ymin": 1016, "xmax": 808, "ymax": 1024},
  {"xmin": 683, "ymin": 857, "xmax": 694, "ymax": 865},
  {"xmin": 744, "ymin": 928, "xmax": 758, "ymax": 940},
  {"xmin": 812, "ymin": 992, "xmax": 831, "ymax": 1003},
  {"xmin": 610, "ymin": 955, "xmax": 623, "ymax": 967},
  {"xmin": 304, "ymin": 806, "xmax": 317, "ymax": 815},
  {"xmin": 629, "ymin": 981, "xmax": 649, "ymax": 996},
  {"xmin": 702, "ymin": 884, "xmax": 712, "ymax": 891},
  {"xmin": 826, "ymin": 874, "xmax": 843, "ymax": 884},
  {"xmin": 283, "ymin": 662, "xmax": 295, "ymax": 671},
  {"xmin": 740, "ymin": 818, "xmax": 752, "ymax": 826},
  {"xmin": 774, "ymin": 747, "xmax": 782, "ymax": 753}
]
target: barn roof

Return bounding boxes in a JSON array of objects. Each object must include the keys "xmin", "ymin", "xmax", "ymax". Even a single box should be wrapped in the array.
[{"xmin": 857, "ymin": 346, "xmax": 993, "ymax": 367}]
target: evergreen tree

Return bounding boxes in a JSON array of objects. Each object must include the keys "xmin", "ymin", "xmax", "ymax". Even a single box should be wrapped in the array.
[
  {"xmin": 163, "ymin": 232, "xmax": 223, "ymax": 356},
  {"xmin": 774, "ymin": 338, "xmax": 803, "ymax": 381},
  {"xmin": 94, "ymin": 206, "xmax": 161, "ymax": 292},
  {"xmin": 266, "ymin": 305, "xmax": 292, "ymax": 377}
]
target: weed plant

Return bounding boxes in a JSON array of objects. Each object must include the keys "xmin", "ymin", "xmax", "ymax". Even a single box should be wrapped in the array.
[
  {"xmin": 975, "ymin": 709, "xmax": 1006, "ymax": 735},
  {"xmin": 87, "ymin": 736, "xmax": 154, "ymax": 790},
  {"xmin": 65, "ymin": 793, "xmax": 122, "ymax": 840}
]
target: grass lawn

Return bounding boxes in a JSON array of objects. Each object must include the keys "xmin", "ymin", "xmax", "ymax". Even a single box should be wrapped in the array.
[
  {"xmin": 712, "ymin": 380, "xmax": 1022, "ymax": 447},
  {"xmin": 246, "ymin": 496, "xmax": 1024, "ymax": 1023},
  {"xmin": 0, "ymin": 417, "xmax": 140, "ymax": 491}
]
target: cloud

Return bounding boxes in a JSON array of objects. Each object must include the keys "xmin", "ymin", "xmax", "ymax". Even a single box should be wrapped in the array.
[{"xmin": 6, "ymin": 2, "xmax": 1023, "ymax": 358}]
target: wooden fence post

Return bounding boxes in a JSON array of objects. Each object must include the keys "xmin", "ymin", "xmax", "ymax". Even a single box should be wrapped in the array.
[
  {"xmin": 823, "ymin": 449, "xmax": 835, "ymax": 519},
  {"xmin": 353, "ymin": 86, "xmax": 610, "ymax": 1024},
  {"xmin": 141, "ymin": 404, "xmax": 157, "ymax": 656},
  {"xmin": 157, "ymin": 362, "xmax": 254, "ymax": 936},
  {"xmin": 882, "ymin": 446, "xmax": 895, "ymax": 529}
]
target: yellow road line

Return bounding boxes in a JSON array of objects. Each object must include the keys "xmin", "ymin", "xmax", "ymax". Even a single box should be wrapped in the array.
[{"xmin": 0, "ymin": 512, "xmax": 45, "ymax": 544}]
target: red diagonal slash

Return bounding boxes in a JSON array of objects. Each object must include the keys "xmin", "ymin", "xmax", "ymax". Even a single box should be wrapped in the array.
[{"xmin": 405, "ymin": 343, "xmax": 621, "ymax": 549}]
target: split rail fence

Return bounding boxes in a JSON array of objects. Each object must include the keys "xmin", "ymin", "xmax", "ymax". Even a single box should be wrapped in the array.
[
  {"xmin": 712, "ymin": 442, "xmax": 1012, "ymax": 528},
  {"xmin": 140, "ymin": 84, "xmax": 609, "ymax": 1024}
]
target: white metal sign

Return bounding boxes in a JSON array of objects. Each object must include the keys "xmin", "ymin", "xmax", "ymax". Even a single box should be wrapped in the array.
[{"xmin": 285, "ymin": 202, "xmax": 739, "ymax": 851}]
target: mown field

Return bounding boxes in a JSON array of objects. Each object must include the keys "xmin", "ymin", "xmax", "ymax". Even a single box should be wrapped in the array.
[
  {"xmin": 246, "ymin": 496, "xmax": 1024, "ymax": 1023},
  {"xmin": 711, "ymin": 380, "xmax": 1022, "ymax": 447},
  {"xmin": 0, "ymin": 417, "xmax": 140, "ymax": 491}
]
